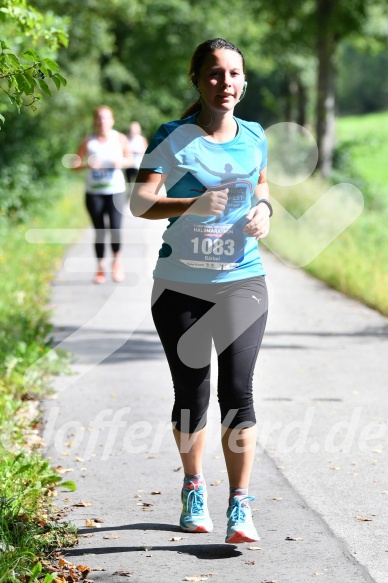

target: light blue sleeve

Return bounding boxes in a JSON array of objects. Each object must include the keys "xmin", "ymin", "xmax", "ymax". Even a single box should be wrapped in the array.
[{"xmin": 140, "ymin": 124, "xmax": 173, "ymax": 174}]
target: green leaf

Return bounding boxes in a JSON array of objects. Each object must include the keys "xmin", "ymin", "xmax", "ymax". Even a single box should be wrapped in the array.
[
  {"xmin": 0, "ymin": 113, "xmax": 4, "ymax": 124},
  {"xmin": 37, "ymin": 78, "xmax": 51, "ymax": 96},
  {"xmin": 60, "ymin": 480, "xmax": 77, "ymax": 491},
  {"xmin": 41, "ymin": 474, "xmax": 62, "ymax": 485},
  {"xmin": 5, "ymin": 53, "xmax": 20, "ymax": 69},
  {"xmin": 39, "ymin": 64, "xmax": 49, "ymax": 77},
  {"xmin": 51, "ymin": 74, "xmax": 61, "ymax": 91},
  {"xmin": 42, "ymin": 58, "xmax": 59, "ymax": 72},
  {"xmin": 14, "ymin": 73, "xmax": 24, "ymax": 91},
  {"xmin": 23, "ymin": 49, "xmax": 39, "ymax": 62},
  {"xmin": 29, "ymin": 562, "xmax": 42, "ymax": 581},
  {"xmin": 24, "ymin": 73, "xmax": 36, "ymax": 95},
  {"xmin": 0, "ymin": 40, "xmax": 11, "ymax": 50},
  {"xmin": 55, "ymin": 73, "xmax": 67, "ymax": 86}
]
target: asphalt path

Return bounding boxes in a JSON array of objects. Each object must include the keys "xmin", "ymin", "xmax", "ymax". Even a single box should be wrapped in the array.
[{"xmin": 40, "ymin": 209, "xmax": 388, "ymax": 583}]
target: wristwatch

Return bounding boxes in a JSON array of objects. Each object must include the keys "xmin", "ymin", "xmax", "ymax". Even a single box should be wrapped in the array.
[{"xmin": 257, "ymin": 199, "xmax": 273, "ymax": 217}]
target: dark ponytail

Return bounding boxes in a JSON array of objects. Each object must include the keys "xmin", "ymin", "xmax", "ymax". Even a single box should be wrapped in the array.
[
  {"xmin": 180, "ymin": 38, "xmax": 245, "ymax": 120},
  {"xmin": 180, "ymin": 97, "xmax": 202, "ymax": 120}
]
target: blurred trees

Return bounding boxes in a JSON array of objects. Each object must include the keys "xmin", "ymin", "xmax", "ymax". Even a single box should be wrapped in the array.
[
  {"xmin": 248, "ymin": 0, "xmax": 388, "ymax": 175},
  {"xmin": 0, "ymin": 0, "xmax": 68, "ymax": 124},
  {"xmin": 0, "ymin": 0, "xmax": 387, "ymax": 222}
]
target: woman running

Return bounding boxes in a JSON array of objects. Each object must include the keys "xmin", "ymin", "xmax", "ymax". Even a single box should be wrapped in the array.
[
  {"xmin": 130, "ymin": 38, "xmax": 272, "ymax": 544},
  {"xmin": 75, "ymin": 105, "xmax": 132, "ymax": 283}
]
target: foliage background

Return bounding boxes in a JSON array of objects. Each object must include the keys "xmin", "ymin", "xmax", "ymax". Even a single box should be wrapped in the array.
[{"xmin": 1, "ymin": 0, "xmax": 387, "ymax": 221}]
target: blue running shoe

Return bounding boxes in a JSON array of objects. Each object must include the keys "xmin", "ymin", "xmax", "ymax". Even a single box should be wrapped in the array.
[
  {"xmin": 225, "ymin": 495, "xmax": 260, "ymax": 544},
  {"xmin": 180, "ymin": 481, "xmax": 213, "ymax": 533}
]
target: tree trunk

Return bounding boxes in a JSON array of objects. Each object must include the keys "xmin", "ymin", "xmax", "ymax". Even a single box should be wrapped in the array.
[
  {"xmin": 316, "ymin": 0, "xmax": 337, "ymax": 177},
  {"xmin": 296, "ymin": 76, "xmax": 307, "ymax": 129}
]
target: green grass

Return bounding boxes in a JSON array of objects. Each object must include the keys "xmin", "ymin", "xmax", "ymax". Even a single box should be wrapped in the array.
[
  {"xmin": 0, "ymin": 178, "xmax": 87, "ymax": 582},
  {"xmin": 336, "ymin": 111, "xmax": 388, "ymax": 187},
  {"xmin": 264, "ymin": 110, "xmax": 388, "ymax": 316},
  {"xmin": 266, "ymin": 168, "xmax": 388, "ymax": 316}
]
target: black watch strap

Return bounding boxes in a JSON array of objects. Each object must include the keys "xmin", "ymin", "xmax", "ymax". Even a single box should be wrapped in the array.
[{"xmin": 257, "ymin": 199, "xmax": 273, "ymax": 217}]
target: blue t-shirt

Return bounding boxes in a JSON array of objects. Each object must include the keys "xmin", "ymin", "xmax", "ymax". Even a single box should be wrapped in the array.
[{"xmin": 141, "ymin": 114, "xmax": 267, "ymax": 284}]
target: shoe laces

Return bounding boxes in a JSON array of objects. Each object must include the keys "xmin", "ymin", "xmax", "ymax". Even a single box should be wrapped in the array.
[
  {"xmin": 228, "ymin": 495, "xmax": 255, "ymax": 523},
  {"xmin": 184, "ymin": 481, "xmax": 205, "ymax": 516}
]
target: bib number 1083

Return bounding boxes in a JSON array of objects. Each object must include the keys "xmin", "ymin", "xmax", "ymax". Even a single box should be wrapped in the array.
[{"xmin": 191, "ymin": 237, "xmax": 235, "ymax": 256}]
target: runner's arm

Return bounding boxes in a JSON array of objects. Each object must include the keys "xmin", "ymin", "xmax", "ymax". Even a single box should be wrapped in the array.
[
  {"xmin": 71, "ymin": 138, "xmax": 90, "ymax": 171},
  {"xmin": 244, "ymin": 168, "xmax": 271, "ymax": 239},
  {"xmin": 130, "ymin": 169, "xmax": 228, "ymax": 220}
]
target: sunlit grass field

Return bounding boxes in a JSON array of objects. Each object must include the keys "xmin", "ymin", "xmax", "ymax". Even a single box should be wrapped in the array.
[
  {"xmin": 265, "ymin": 110, "xmax": 388, "ymax": 316},
  {"xmin": 336, "ymin": 110, "xmax": 388, "ymax": 189}
]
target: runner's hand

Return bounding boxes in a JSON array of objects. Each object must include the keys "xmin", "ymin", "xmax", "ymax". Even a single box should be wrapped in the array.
[
  {"xmin": 244, "ymin": 203, "xmax": 270, "ymax": 239},
  {"xmin": 190, "ymin": 189, "xmax": 229, "ymax": 217}
]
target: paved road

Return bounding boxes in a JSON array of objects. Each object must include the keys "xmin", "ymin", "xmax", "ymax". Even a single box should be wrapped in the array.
[{"xmin": 41, "ymin": 209, "xmax": 388, "ymax": 583}]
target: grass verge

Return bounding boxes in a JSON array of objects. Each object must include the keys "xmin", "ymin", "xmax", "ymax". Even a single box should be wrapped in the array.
[
  {"xmin": 0, "ymin": 178, "xmax": 88, "ymax": 582},
  {"xmin": 264, "ymin": 174, "xmax": 388, "ymax": 316}
]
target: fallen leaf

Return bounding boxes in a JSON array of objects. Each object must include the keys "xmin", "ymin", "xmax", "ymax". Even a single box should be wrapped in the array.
[
  {"xmin": 134, "ymin": 494, "xmax": 142, "ymax": 498},
  {"xmin": 79, "ymin": 534, "xmax": 94, "ymax": 538},
  {"xmin": 381, "ymin": 490, "xmax": 388, "ymax": 495},
  {"xmin": 183, "ymin": 578, "xmax": 208, "ymax": 582},
  {"xmin": 55, "ymin": 466, "xmax": 74, "ymax": 474},
  {"xmin": 103, "ymin": 534, "xmax": 121, "ymax": 539},
  {"xmin": 355, "ymin": 516, "xmax": 372, "ymax": 522},
  {"xmin": 248, "ymin": 546, "xmax": 263, "ymax": 550},
  {"xmin": 136, "ymin": 502, "xmax": 153, "ymax": 507},
  {"xmin": 73, "ymin": 500, "xmax": 92, "ymax": 507},
  {"xmin": 76, "ymin": 565, "xmax": 92, "ymax": 574},
  {"xmin": 75, "ymin": 457, "xmax": 85, "ymax": 462},
  {"xmin": 174, "ymin": 466, "xmax": 182, "ymax": 472},
  {"xmin": 85, "ymin": 519, "xmax": 100, "ymax": 528},
  {"xmin": 112, "ymin": 571, "xmax": 132, "ymax": 577},
  {"xmin": 285, "ymin": 536, "xmax": 304, "ymax": 541},
  {"xmin": 151, "ymin": 490, "xmax": 161, "ymax": 495},
  {"xmin": 245, "ymin": 560, "xmax": 255, "ymax": 565},
  {"xmin": 272, "ymin": 497, "xmax": 283, "ymax": 501},
  {"xmin": 329, "ymin": 466, "xmax": 341, "ymax": 471},
  {"xmin": 313, "ymin": 573, "xmax": 325, "ymax": 576},
  {"xmin": 58, "ymin": 558, "xmax": 75, "ymax": 568},
  {"xmin": 262, "ymin": 580, "xmax": 277, "ymax": 583},
  {"xmin": 210, "ymin": 480, "xmax": 223, "ymax": 486},
  {"xmin": 146, "ymin": 554, "xmax": 153, "ymax": 557},
  {"xmin": 92, "ymin": 517, "xmax": 105, "ymax": 523},
  {"xmin": 63, "ymin": 497, "xmax": 72, "ymax": 503},
  {"xmin": 169, "ymin": 536, "xmax": 186, "ymax": 541}
]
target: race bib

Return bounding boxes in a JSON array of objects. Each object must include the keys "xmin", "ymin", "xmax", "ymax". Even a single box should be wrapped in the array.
[
  {"xmin": 91, "ymin": 168, "xmax": 114, "ymax": 181},
  {"xmin": 180, "ymin": 222, "xmax": 244, "ymax": 270}
]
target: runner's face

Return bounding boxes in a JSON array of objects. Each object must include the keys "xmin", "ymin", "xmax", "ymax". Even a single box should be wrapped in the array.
[
  {"xmin": 94, "ymin": 108, "xmax": 114, "ymax": 133},
  {"xmin": 196, "ymin": 49, "xmax": 245, "ymax": 114}
]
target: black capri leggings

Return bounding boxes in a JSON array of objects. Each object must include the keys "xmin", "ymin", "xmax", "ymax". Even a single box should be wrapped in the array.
[
  {"xmin": 151, "ymin": 276, "xmax": 268, "ymax": 433},
  {"xmin": 85, "ymin": 192, "xmax": 125, "ymax": 259}
]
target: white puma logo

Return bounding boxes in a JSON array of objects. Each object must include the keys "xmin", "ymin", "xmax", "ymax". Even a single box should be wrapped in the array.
[{"xmin": 252, "ymin": 295, "xmax": 261, "ymax": 304}]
